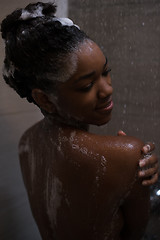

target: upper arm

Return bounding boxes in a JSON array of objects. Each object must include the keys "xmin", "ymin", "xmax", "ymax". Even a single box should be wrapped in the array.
[
  {"xmin": 95, "ymin": 135, "xmax": 150, "ymax": 240},
  {"xmin": 121, "ymin": 178, "xmax": 150, "ymax": 240},
  {"xmin": 119, "ymin": 138, "xmax": 150, "ymax": 240}
]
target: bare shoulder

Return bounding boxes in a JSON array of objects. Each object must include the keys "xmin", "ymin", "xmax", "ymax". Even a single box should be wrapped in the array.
[
  {"xmin": 19, "ymin": 119, "xmax": 44, "ymax": 150},
  {"xmin": 98, "ymin": 135, "xmax": 144, "ymax": 167},
  {"xmin": 60, "ymin": 128, "xmax": 144, "ymax": 187},
  {"xmin": 96, "ymin": 134, "xmax": 144, "ymax": 157},
  {"xmin": 92, "ymin": 134, "xmax": 144, "ymax": 183},
  {"xmin": 18, "ymin": 119, "xmax": 46, "ymax": 188},
  {"xmin": 66, "ymin": 129, "xmax": 144, "ymax": 167},
  {"xmin": 60, "ymin": 129, "xmax": 148, "ymax": 233},
  {"xmin": 18, "ymin": 119, "xmax": 45, "ymax": 172}
]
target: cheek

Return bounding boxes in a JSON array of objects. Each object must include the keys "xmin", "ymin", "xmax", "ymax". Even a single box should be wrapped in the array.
[
  {"xmin": 107, "ymin": 75, "xmax": 112, "ymax": 86},
  {"xmin": 58, "ymin": 92, "xmax": 95, "ymax": 114}
]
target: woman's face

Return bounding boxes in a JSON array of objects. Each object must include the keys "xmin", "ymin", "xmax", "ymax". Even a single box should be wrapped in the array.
[{"xmin": 55, "ymin": 40, "xmax": 113, "ymax": 126}]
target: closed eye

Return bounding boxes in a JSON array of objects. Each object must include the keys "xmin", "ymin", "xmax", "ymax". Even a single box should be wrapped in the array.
[
  {"xmin": 78, "ymin": 68, "xmax": 111, "ymax": 92},
  {"xmin": 78, "ymin": 80, "xmax": 95, "ymax": 92},
  {"xmin": 102, "ymin": 68, "xmax": 111, "ymax": 77}
]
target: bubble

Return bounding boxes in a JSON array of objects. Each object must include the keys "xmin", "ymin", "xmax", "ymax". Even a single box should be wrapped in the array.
[
  {"xmin": 101, "ymin": 155, "xmax": 107, "ymax": 167},
  {"xmin": 96, "ymin": 176, "xmax": 99, "ymax": 181},
  {"xmin": 70, "ymin": 131, "xmax": 76, "ymax": 142},
  {"xmin": 95, "ymin": 176, "xmax": 100, "ymax": 187},
  {"xmin": 22, "ymin": 30, "xmax": 26, "ymax": 35},
  {"xmin": 62, "ymin": 136, "xmax": 68, "ymax": 142},
  {"xmin": 80, "ymin": 147, "xmax": 88, "ymax": 155},
  {"xmin": 72, "ymin": 144, "xmax": 79, "ymax": 150},
  {"xmin": 156, "ymin": 190, "xmax": 160, "ymax": 196},
  {"xmin": 57, "ymin": 145, "xmax": 61, "ymax": 151}
]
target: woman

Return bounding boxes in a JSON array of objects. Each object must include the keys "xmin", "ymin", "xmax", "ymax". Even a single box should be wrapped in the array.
[{"xmin": 1, "ymin": 2, "xmax": 158, "ymax": 240}]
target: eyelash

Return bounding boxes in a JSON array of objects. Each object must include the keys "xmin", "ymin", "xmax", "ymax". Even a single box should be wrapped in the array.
[
  {"xmin": 102, "ymin": 68, "xmax": 111, "ymax": 76},
  {"xmin": 80, "ymin": 81, "xmax": 95, "ymax": 92},
  {"xmin": 79, "ymin": 68, "xmax": 112, "ymax": 92}
]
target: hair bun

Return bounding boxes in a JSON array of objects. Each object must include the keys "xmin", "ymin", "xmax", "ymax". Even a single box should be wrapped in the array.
[
  {"xmin": 20, "ymin": 2, "xmax": 57, "ymax": 20},
  {"xmin": 1, "ymin": 10, "xmax": 22, "ymax": 39},
  {"xmin": 1, "ymin": 2, "xmax": 57, "ymax": 39}
]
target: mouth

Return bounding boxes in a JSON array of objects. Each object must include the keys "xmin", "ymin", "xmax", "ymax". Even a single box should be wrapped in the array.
[{"xmin": 95, "ymin": 99, "xmax": 113, "ymax": 113}]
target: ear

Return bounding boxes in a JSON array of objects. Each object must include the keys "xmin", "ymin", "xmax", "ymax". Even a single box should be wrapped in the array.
[{"xmin": 32, "ymin": 89, "xmax": 56, "ymax": 113}]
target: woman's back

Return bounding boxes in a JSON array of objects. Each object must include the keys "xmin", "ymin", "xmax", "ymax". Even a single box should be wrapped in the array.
[{"xmin": 19, "ymin": 119, "xmax": 150, "ymax": 240}]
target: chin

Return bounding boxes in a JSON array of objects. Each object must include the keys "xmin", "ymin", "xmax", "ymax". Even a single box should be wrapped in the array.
[
  {"xmin": 91, "ymin": 118, "xmax": 111, "ymax": 126},
  {"xmin": 95, "ymin": 114, "xmax": 112, "ymax": 126}
]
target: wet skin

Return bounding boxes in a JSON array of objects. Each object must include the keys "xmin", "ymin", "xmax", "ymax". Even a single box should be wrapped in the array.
[
  {"xmin": 56, "ymin": 41, "xmax": 113, "ymax": 126},
  {"xmin": 19, "ymin": 121, "xmax": 150, "ymax": 240},
  {"xmin": 19, "ymin": 40, "xmax": 155, "ymax": 240}
]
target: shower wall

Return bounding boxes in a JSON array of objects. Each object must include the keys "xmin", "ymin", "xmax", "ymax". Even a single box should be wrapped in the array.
[
  {"xmin": 69, "ymin": 0, "xmax": 160, "ymax": 153},
  {"xmin": 69, "ymin": 0, "xmax": 160, "ymax": 238}
]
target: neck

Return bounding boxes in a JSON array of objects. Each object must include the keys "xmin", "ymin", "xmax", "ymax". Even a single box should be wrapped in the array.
[{"xmin": 44, "ymin": 113, "xmax": 89, "ymax": 132}]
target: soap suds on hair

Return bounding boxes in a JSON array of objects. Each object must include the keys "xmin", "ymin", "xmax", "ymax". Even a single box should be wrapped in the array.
[
  {"xmin": 53, "ymin": 17, "xmax": 80, "ymax": 29},
  {"xmin": 3, "ymin": 61, "xmax": 15, "ymax": 78},
  {"xmin": 37, "ymin": 52, "xmax": 78, "ymax": 85},
  {"xmin": 20, "ymin": 6, "xmax": 45, "ymax": 20}
]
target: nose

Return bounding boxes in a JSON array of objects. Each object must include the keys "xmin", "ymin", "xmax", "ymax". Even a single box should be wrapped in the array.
[{"xmin": 97, "ymin": 76, "xmax": 113, "ymax": 99}]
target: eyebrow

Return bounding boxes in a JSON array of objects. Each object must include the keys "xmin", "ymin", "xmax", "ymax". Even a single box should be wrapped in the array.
[
  {"xmin": 75, "ymin": 57, "xmax": 108, "ymax": 84},
  {"xmin": 104, "ymin": 57, "xmax": 108, "ymax": 69},
  {"xmin": 76, "ymin": 71, "xmax": 96, "ymax": 82}
]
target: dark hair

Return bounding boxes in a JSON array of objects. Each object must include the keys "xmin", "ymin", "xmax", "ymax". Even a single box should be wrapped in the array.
[{"xmin": 1, "ymin": 2, "xmax": 89, "ymax": 104}]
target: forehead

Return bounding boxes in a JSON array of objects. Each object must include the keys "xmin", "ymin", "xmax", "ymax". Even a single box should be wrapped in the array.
[
  {"xmin": 77, "ymin": 40, "xmax": 105, "ymax": 64},
  {"xmin": 69, "ymin": 40, "xmax": 106, "ymax": 79}
]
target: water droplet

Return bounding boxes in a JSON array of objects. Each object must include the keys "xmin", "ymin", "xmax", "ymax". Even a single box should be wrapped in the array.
[
  {"xmin": 80, "ymin": 147, "xmax": 88, "ymax": 155},
  {"xmin": 57, "ymin": 146, "xmax": 61, "ymax": 151},
  {"xmin": 156, "ymin": 190, "xmax": 160, "ymax": 196},
  {"xmin": 95, "ymin": 176, "xmax": 100, "ymax": 187},
  {"xmin": 101, "ymin": 155, "xmax": 107, "ymax": 167},
  {"xmin": 72, "ymin": 144, "xmax": 79, "ymax": 150}
]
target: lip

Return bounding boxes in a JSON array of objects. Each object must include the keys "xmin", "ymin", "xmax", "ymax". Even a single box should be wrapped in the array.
[{"xmin": 95, "ymin": 100, "xmax": 114, "ymax": 113}]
